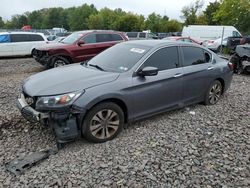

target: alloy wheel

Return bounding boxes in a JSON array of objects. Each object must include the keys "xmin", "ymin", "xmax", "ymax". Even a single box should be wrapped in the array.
[
  {"xmin": 90, "ymin": 109, "xmax": 120, "ymax": 139},
  {"xmin": 208, "ymin": 82, "xmax": 222, "ymax": 104},
  {"xmin": 54, "ymin": 59, "xmax": 66, "ymax": 67}
]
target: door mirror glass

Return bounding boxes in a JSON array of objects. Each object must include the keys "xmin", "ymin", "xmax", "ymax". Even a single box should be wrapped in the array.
[{"xmin": 138, "ymin": 66, "xmax": 158, "ymax": 77}]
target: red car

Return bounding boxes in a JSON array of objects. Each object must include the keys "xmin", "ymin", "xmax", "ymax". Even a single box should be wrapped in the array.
[
  {"xmin": 163, "ymin": 36, "xmax": 202, "ymax": 45},
  {"xmin": 33, "ymin": 30, "xmax": 128, "ymax": 68}
]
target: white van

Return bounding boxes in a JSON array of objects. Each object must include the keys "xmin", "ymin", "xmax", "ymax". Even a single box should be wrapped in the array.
[
  {"xmin": 182, "ymin": 25, "xmax": 242, "ymax": 42},
  {"xmin": 0, "ymin": 32, "xmax": 48, "ymax": 57}
]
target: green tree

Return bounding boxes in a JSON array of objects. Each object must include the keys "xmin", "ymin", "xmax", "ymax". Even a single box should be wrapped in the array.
[
  {"xmin": 165, "ymin": 20, "xmax": 182, "ymax": 32},
  {"xmin": 42, "ymin": 8, "xmax": 68, "ymax": 29},
  {"xmin": 145, "ymin": 13, "xmax": 162, "ymax": 32},
  {"xmin": 117, "ymin": 14, "xmax": 145, "ymax": 31},
  {"xmin": 26, "ymin": 11, "xmax": 43, "ymax": 29},
  {"xmin": 213, "ymin": 0, "xmax": 250, "ymax": 32},
  {"xmin": 203, "ymin": 1, "xmax": 221, "ymax": 25},
  {"xmin": 68, "ymin": 4, "xmax": 97, "ymax": 30},
  {"xmin": 0, "ymin": 17, "xmax": 4, "ymax": 28},
  {"xmin": 181, "ymin": 0, "xmax": 204, "ymax": 25}
]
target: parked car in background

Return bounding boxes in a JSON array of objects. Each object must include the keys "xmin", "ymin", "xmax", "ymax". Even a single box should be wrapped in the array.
[
  {"xmin": 182, "ymin": 25, "xmax": 242, "ymax": 42},
  {"xmin": 17, "ymin": 40, "xmax": 233, "ymax": 144},
  {"xmin": 226, "ymin": 36, "xmax": 250, "ymax": 51},
  {"xmin": 0, "ymin": 32, "xmax": 48, "ymax": 57},
  {"xmin": 203, "ymin": 37, "xmax": 228, "ymax": 52},
  {"xmin": 230, "ymin": 44, "xmax": 250, "ymax": 73},
  {"xmin": 163, "ymin": 36, "xmax": 202, "ymax": 45},
  {"xmin": 33, "ymin": 30, "xmax": 128, "ymax": 68},
  {"xmin": 157, "ymin": 32, "xmax": 172, "ymax": 39},
  {"xmin": 126, "ymin": 32, "xmax": 157, "ymax": 40}
]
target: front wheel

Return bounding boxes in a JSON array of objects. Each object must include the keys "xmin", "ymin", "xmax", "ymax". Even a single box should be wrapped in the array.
[
  {"xmin": 82, "ymin": 102, "xmax": 124, "ymax": 143},
  {"xmin": 204, "ymin": 80, "xmax": 223, "ymax": 105},
  {"xmin": 51, "ymin": 56, "xmax": 70, "ymax": 68}
]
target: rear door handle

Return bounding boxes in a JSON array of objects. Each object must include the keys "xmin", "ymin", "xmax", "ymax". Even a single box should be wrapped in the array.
[
  {"xmin": 207, "ymin": 66, "xmax": 214, "ymax": 70},
  {"xmin": 174, "ymin": 73, "xmax": 183, "ymax": 78}
]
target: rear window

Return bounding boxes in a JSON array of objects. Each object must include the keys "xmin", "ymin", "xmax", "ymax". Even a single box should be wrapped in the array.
[
  {"xmin": 127, "ymin": 32, "xmax": 138, "ymax": 38},
  {"xmin": 29, "ymin": 34, "xmax": 44, "ymax": 41},
  {"xmin": 0, "ymin": 35, "xmax": 10, "ymax": 43},
  {"xmin": 111, "ymin": 34, "xmax": 123, "ymax": 41}
]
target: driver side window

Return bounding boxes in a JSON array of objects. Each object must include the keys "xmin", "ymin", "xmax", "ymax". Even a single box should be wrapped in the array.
[
  {"xmin": 82, "ymin": 34, "xmax": 96, "ymax": 44},
  {"xmin": 142, "ymin": 47, "xmax": 179, "ymax": 71}
]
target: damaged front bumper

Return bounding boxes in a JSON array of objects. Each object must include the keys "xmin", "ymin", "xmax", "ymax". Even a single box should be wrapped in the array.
[
  {"xmin": 33, "ymin": 50, "xmax": 51, "ymax": 67},
  {"xmin": 17, "ymin": 93, "xmax": 86, "ymax": 143}
]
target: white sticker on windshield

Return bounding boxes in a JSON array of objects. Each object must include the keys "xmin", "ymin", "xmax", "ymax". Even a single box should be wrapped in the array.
[{"xmin": 130, "ymin": 48, "xmax": 145, "ymax": 54}]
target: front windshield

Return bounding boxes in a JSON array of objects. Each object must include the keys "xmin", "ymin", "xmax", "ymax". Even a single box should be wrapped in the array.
[
  {"xmin": 61, "ymin": 32, "xmax": 82, "ymax": 44},
  {"xmin": 87, "ymin": 43, "xmax": 150, "ymax": 73}
]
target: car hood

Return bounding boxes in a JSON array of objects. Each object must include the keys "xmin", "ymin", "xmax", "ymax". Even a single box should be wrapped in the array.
[
  {"xmin": 36, "ymin": 42, "xmax": 70, "ymax": 51},
  {"xmin": 23, "ymin": 64, "xmax": 120, "ymax": 96}
]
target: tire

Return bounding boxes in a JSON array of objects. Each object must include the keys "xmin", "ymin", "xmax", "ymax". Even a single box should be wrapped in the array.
[
  {"xmin": 51, "ymin": 56, "xmax": 70, "ymax": 68},
  {"xmin": 217, "ymin": 45, "xmax": 225, "ymax": 53},
  {"xmin": 204, "ymin": 80, "xmax": 223, "ymax": 105},
  {"xmin": 82, "ymin": 102, "xmax": 124, "ymax": 143},
  {"xmin": 31, "ymin": 49, "xmax": 36, "ymax": 58}
]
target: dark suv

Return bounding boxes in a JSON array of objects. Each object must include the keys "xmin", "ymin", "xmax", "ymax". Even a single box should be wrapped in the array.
[{"xmin": 33, "ymin": 30, "xmax": 128, "ymax": 68}]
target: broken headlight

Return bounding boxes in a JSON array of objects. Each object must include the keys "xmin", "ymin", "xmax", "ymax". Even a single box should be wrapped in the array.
[{"xmin": 36, "ymin": 91, "xmax": 83, "ymax": 109}]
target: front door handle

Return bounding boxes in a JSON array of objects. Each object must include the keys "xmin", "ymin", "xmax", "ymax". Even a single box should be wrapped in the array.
[
  {"xmin": 174, "ymin": 73, "xmax": 183, "ymax": 78},
  {"xmin": 207, "ymin": 66, "xmax": 214, "ymax": 70}
]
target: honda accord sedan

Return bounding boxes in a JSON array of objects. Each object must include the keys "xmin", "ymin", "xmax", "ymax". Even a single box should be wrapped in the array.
[{"xmin": 17, "ymin": 40, "xmax": 233, "ymax": 144}]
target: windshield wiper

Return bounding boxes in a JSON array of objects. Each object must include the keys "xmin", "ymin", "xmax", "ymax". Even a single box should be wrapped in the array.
[{"xmin": 88, "ymin": 64, "xmax": 105, "ymax": 71}]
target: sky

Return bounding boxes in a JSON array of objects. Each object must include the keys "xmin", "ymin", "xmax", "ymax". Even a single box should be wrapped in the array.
[{"xmin": 0, "ymin": 0, "xmax": 216, "ymax": 21}]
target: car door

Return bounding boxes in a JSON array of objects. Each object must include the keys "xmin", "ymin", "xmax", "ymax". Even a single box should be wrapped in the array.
[
  {"xmin": 180, "ymin": 46, "xmax": 214, "ymax": 104},
  {"xmin": 0, "ymin": 34, "xmax": 12, "ymax": 56},
  {"xmin": 10, "ymin": 34, "xmax": 30, "ymax": 55},
  {"xmin": 71, "ymin": 33, "xmax": 98, "ymax": 61},
  {"xmin": 131, "ymin": 46, "xmax": 183, "ymax": 119}
]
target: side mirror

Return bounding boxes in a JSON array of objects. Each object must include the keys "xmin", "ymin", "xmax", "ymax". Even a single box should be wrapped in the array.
[
  {"xmin": 77, "ymin": 41, "xmax": 85, "ymax": 46},
  {"xmin": 138, "ymin": 66, "xmax": 158, "ymax": 77}
]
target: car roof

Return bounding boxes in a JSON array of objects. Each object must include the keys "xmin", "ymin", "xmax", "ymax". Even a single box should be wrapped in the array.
[
  {"xmin": 0, "ymin": 31, "xmax": 45, "ymax": 35},
  {"xmin": 75, "ymin": 30, "xmax": 122, "ymax": 34},
  {"xmin": 125, "ymin": 39, "xmax": 197, "ymax": 48}
]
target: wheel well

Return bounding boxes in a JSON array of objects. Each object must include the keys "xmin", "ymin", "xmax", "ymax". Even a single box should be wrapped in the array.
[
  {"xmin": 58, "ymin": 55, "xmax": 73, "ymax": 64},
  {"xmin": 90, "ymin": 98, "xmax": 128, "ymax": 123},
  {"xmin": 215, "ymin": 78, "xmax": 225, "ymax": 94}
]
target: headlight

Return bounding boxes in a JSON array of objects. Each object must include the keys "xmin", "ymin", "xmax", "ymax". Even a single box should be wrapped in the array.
[{"xmin": 36, "ymin": 91, "xmax": 83, "ymax": 109}]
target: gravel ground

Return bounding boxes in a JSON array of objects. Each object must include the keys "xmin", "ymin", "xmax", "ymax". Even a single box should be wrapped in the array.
[{"xmin": 0, "ymin": 58, "xmax": 249, "ymax": 187}]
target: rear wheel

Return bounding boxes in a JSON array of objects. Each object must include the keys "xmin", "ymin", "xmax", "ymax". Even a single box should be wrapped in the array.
[
  {"xmin": 82, "ymin": 102, "xmax": 124, "ymax": 143},
  {"xmin": 51, "ymin": 56, "xmax": 70, "ymax": 68},
  {"xmin": 204, "ymin": 80, "xmax": 223, "ymax": 105}
]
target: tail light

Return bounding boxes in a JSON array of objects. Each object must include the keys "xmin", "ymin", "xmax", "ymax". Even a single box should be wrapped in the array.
[{"xmin": 228, "ymin": 62, "xmax": 234, "ymax": 71}]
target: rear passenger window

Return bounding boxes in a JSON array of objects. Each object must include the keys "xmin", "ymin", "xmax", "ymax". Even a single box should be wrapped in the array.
[
  {"xmin": 83, "ymin": 34, "xmax": 96, "ymax": 44},
  {"xmin": 96, "ymin": 34, "xmax": 112, "ymax": 43},
  {"xmin": 182, "ymin": 47, "xmax": 205, "ymax": 66},
  {"xmin": 111, "ymin": 34, "xmax": 123, "ymax": 41},
  {"xmin": 143, "ymin": 47, "xmax": 179, "ymax": 71},
  {"xmin": 29, "ymin": 34, "xmax": 44, "ymax": 41},
  {"xmin": 11, "ymin": 34, "xmax": 29, "ymax": 42}
]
